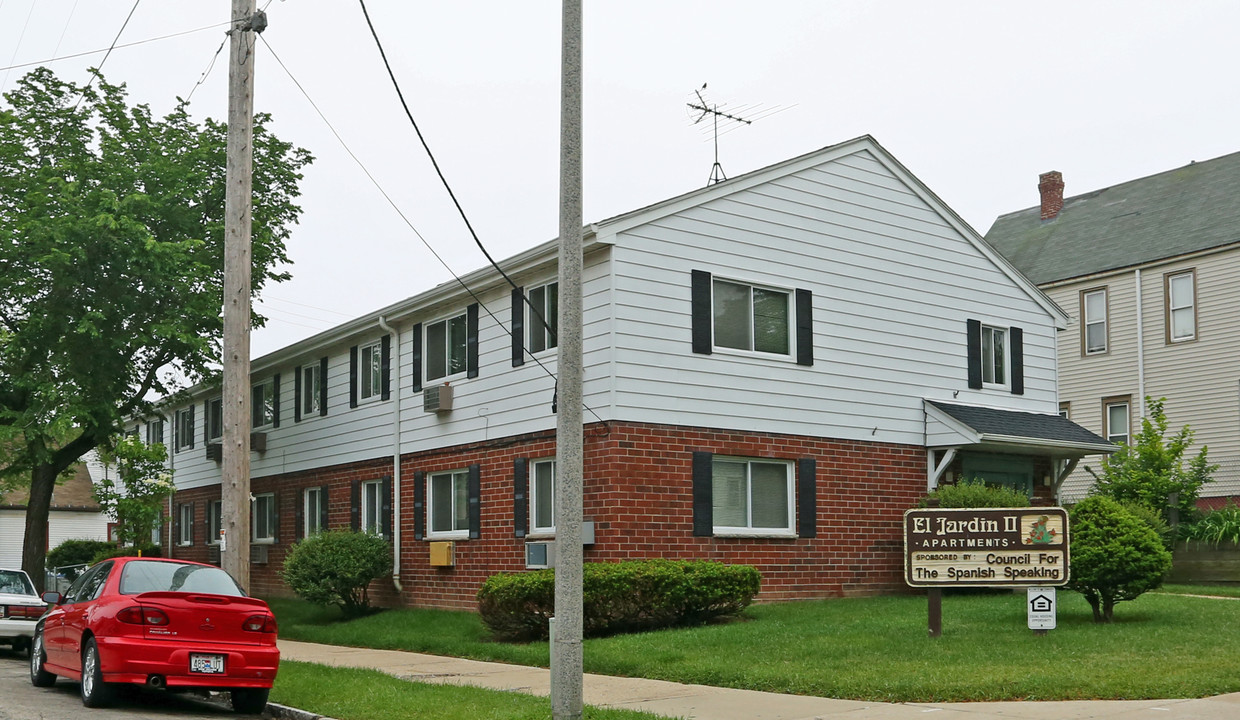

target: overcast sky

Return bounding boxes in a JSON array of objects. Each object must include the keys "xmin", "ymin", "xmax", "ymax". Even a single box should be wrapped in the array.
[{"xmin": 3, "ymin": 1, "xmax": 1238, "ymax": 358}]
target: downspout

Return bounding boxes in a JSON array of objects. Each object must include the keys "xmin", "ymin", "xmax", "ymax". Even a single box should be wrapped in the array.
[
  {"xmin": 1135, "ymin": 269, "xmax": 1146, "ymax": 419},
  {"xmin": 377, "ymin": 316, "xmax": 403, "ymax": 593}
]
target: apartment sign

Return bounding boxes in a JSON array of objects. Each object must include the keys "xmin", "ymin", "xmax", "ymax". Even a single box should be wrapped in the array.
[{"xmin": 904, "ymin": 507, "xmax": 1069, "ymax": 587}]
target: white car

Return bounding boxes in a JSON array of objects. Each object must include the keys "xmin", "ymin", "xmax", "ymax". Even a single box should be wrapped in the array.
[{"xmin": 0, "ymin": 567, "xmax": 45, "ymax": 655}]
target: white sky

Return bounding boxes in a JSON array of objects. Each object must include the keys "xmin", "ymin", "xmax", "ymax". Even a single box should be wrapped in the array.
[{"xmin": 3, "ymin": 1, "xmax": 1238, "ymax": 358}]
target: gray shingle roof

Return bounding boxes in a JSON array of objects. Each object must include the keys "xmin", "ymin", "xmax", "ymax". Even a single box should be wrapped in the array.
[
  {"xmin": 983, "ymin": 151, "xmax": 1240, "ymax": 285},
  {"xmin": 927, "ymin": 400, "xmax": 1112, "ymax": 448}
]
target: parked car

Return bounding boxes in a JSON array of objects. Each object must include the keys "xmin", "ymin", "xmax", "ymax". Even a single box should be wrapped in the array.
[
  {"xmin": 0, "ymin": 567, "xmax": 46, "ymax": 656},
  {"xmin": 30, "ymin": 557, "xmax": 279, "ymax": 713}
]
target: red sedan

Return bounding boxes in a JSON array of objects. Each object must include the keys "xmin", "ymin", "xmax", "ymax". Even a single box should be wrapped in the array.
[{"xmin": 30, "ymin": 556, "xmax": 279, "ymax": 713}]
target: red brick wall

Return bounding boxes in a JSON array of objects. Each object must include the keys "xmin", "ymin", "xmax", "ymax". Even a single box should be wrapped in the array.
[{"xmin": 168, "ymin": 422, "xmax": 928, "ymax": 611}]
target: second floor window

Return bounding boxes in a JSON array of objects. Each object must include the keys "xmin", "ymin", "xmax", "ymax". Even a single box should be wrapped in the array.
[
  {"xmin": 360, "ymin": 341, "xmax": 382, "ymax": 400},
  {"xmin": 301, "ymin": 362, "xmax": 321, "ymax": 416},
  {"xmin": 712, "ymin": 278, "xmax": 790, "ymax": 355},
  {"xmin": 528, "ymin": 282, "xmax": 559, "ymax": 354},
  {"xmin": 146, "ymin": 419, "xmax": 164, "ymax": 446},
  {"xmin": 207, "ymin": 397, "xmax": 223, "ymax": 442},
  {"xmin": 1166, "ymin": 270, "xmax": 1196, "ymax": 342},
  {"xmin": 981, "ymin": 325, "xmax": 1007, "ymax": 387},
  {"xmin": 174, "ymin": 407, "xmax": 194, "ymax": 452},
  {"xmin": 252, "ymin": 377, "xmax": 276, "ymax": 428},
  {"xmin": 426, "ymin": 313, "xmax": 468, "ymax": 381},
  {"xmin": 1082, "ymin": 288, "xmax": 1107, "ymax": 354}
]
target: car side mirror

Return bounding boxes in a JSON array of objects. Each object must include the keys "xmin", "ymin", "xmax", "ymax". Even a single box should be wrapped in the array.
[{"xmin": 41, "ymin": 591, "xmax": 63, "ymax": 605}]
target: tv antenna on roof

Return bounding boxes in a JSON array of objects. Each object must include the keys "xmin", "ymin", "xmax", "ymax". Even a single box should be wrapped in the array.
[{"xmin": 686, "ymin": 84, "xmax": 789, "ymax": 185}]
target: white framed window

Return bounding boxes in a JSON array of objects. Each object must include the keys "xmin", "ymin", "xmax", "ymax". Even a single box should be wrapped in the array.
[
  {"xmin": 304, "ymin": 487, "xmax": 324, "ymax": 537},
  {"xmin": 1104, "ymin": 397, "xmax": 1131, "ymax": 446},
  {"xmin": 178, "ymin": 504, "xmax": 193, "ymax": 545},
  {"xmin": 361, "ymin": 480, "xmax": 383, "ymax": 535},
  {"xmin": 1166, "ymin": 270, "xmax": 1196, "ymax": 342},
  {"xmin": 712, "ymin": 278, "xmax": 791, "ymax": 355},
  {"xmin": 530, "ymin": 459, "xmax": 556, "ymax": 534},
  {"xmin": 712, "ymin": 457, "xmax": 794, "ymax": 536},
  {"xmin": 426, "ymin": 312, "xmax": 468, "ymax": 382},
  {"xmin": 1082, "ymin": 288, "xmax": 1108, "ymax": 355},
  {"xmin": 252, "ymin": 492, "xmax": 277, "ymax": 543},
  {"xmin": 301, "ymin": 362, "xmax": 321, "ymax": 416},
  {"xmin": 358, "ymin": 341, "xmax": 382, "ymax": 401},
  {"xmin": 207, "ymin": 396, "xmax": 223, "ymax": 442},
  {"xmin": 252, "ymin": 377, "xmax": 276, "ymax": 428},
  {"xmin": 981, "ymin": 325, "xmax": 1008, "ymax": 388},
  {"xmin": 206, "ymin": 500, "xmax": 222, "ymax": 545},
  {"xmin": 527, "ymin": 282, "xmax": 559, "ymax": 354},
  {"xmin": 174, "ymin": 407, "xmax": 194, "ymax": 452},
  {"xmin": 429, "ymin": 470, "xmax": 470, "ymax": 539},
  {"xmin": 146, "ymin": 419, "xmax": 164, "ymax": 446}
]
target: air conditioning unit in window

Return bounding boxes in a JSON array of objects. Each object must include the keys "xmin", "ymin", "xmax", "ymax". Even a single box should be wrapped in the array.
[
  {"xmin": 250, "ymin": 432, "xmax": 267, "ymax": 453},
  {"xmin": 423, "ymin": 385, "xmax": 454, "ymax": 413},
  {"xmin": 205, "ymin": 443, "xmax": 222, "ymax": 462},
  {"xmin": 250, "ymin": 544, "xmax": 268, "ymax": 565},
  {"xmin": 525, "ymin": 541, "xmax": 556, "ymax": 569}
]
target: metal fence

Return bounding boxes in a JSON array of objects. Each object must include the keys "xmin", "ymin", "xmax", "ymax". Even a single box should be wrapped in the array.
[{"xmin": 43, "ymin": 563, "xmax": 89, "ymax": 594}]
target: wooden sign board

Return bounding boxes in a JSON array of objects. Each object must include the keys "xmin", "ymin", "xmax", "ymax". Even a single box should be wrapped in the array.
[{"xmin": 904, "ymin": 507, "xmax": 1069, "ymax": 587}]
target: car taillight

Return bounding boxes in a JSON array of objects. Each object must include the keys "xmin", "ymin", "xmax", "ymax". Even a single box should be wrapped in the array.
[
  {"xmin": 241, "ymin": 614, "xmax": 277, "ymax": 633},
  {"xmin": 116, "ymin": 606, "xmax": 170, "ymax": 626}
]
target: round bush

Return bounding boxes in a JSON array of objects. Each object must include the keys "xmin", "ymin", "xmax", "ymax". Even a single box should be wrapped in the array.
[
  {"xmin": 280, "ymin": 531, "xmax": 391, "ymax": 617},
  {"xmin": 1068, "ymin": 495, "xmax": 1172, "ymax": 623}
]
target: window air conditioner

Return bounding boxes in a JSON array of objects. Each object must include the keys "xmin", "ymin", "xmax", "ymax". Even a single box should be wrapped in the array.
[
  {"xmin": 250, "ymin": 544, "xmax": 269, "ymax": 565},
  {"xmin": 423, "ymin": 385, "xmax": 454, "ymax": 412},
  {"xmin": 525, "ymin": 541, "xmax": 556, "ymax": 569},
  {"xmin": 205, "ymin": 443, "xmax": 222, "ymax": 462},
  {"xmin": 250, "ymin": 432, "xmax": 267, "ymax": 453}
]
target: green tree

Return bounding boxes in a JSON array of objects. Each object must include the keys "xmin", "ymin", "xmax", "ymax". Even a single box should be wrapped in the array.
[
  {"xmin": 1067, "ymin": 495, "xmax": 1172, "ymax": 622},
  {"xmin": 1086, "ymin": 397, "xmax": 1215, "ymax": 527},
  {"xmin": 0, "ymin": 68, "xmax": 311, "ymax": 589},
  {"xmin": 92, "ymin": 434, "xmax": 175, "ymax": 547}
]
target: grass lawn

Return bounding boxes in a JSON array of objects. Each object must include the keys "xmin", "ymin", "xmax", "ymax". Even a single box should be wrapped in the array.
[
  {"xmin": 272, "ymin": 660, "xmax": 670, "ymax": 720},
  {"xmin": 269, "ymin": 590, "xmax": 1240, "ymax": 703}
]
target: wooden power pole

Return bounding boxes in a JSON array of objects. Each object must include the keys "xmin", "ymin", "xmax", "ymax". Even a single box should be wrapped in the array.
[{"xmin": 222, "ymin": 0, "xmax": 262, "ymax": 591}]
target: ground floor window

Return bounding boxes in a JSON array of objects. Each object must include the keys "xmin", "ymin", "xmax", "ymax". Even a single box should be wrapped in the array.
[
  {"xmin": 252, "ymin": 493, "xmax": 277, "ymax": 543},
  {"xmin": 361, "ymin": 480, "xmax": 383, "ymax": 535},
  {"xmin": 429, "ymin": 470, "xmax": 470, "ymax": 538},
  {"xmin": 711, "ymin": 457, "xmax": 794, "ymax": 535}
]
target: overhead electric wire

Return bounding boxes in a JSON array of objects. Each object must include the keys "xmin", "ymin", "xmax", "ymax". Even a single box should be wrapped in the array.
[
  {"xmin": 51, "ymin": 0, "xmax": 81, "ymax": 60},
  {"xmin": 0, "ymin": 0, "xmax": 37, "ymax": 92},
  {"xmin": 185, "ymin": 34, "xmax": 227, "ymax": 102},
  {"xmin": 0, "ymin": 20, "xmax": 230, "ymax": 73},
  {"xmin": 73, "ymin": 0, "xmax": 141, "ymax": 108}
]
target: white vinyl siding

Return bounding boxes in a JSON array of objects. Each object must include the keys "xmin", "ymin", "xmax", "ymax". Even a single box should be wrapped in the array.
[
  {"xmin": 1083, "ymin": 288, "xmax": 1107, "ymax": 354},
  {"xmin": 428, "ymin": 470, "xmax": 469, "ymax": 538},
  {"xmin": 711, "ymin": 457, "xmax": 793, "ymax": 536}
]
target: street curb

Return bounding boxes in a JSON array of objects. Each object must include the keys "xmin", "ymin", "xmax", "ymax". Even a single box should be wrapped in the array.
[{"xmin": 265, "ymin": 701, "xmax": 339, "ymax": 720}]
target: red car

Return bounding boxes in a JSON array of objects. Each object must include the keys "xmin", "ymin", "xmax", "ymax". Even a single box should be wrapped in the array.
[{"xmin": 30, "ymin": 556, "xmax": 279, "ymax": 713}]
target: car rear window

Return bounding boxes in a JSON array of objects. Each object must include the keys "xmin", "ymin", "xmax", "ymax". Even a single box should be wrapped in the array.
[
  {"xmin": 119, "ymin": 561, "xmax": 246, "ymax": 597},
  {"xmin": 0, "ymin": 569, "xmax": 36, "ymax": 596}
]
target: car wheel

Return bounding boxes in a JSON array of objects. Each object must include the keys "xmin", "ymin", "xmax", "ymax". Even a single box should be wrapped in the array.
[
  {"xmin": 80, "ymin": 638, "xmax": 114, "ymax": 708},
  {"xmin": 230, "ymin": 687, "xmax": 270, "ymax": 714},
  {"xmin": 29, "ymin": 630, "xmax": 56, "ymax": 687}
]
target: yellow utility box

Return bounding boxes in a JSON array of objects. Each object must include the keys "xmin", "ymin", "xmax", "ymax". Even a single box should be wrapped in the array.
[{"xmin": 429, "ymin": 541, "xmax": 455, "ymax": 567}]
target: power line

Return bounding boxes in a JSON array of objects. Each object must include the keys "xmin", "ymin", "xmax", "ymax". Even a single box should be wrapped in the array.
[
  {"xmin": 185, "ymin": 34, "xmax": 227, "ymax": 102},
  {"xmin": 0, "ymin": 20, "xmax": 230, "ymax": 73},
  {"xmin": 74, "ymin": 0, "xmax": 142, "ymax": 108},
  {"xmin": 52, "ymin": 0, "xmax": 82, "ymax": 60},
  {"xmin": 0, "ymin": 0, "xmax": 37, "ymax": 92}
]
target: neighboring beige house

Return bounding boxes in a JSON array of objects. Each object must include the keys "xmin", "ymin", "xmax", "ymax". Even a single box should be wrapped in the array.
[{"xmin": 985, "ymin": 152, "xmax": 1240, "ymax": 505}]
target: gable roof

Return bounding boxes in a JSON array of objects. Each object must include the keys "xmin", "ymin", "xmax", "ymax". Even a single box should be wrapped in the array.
[{"xmin": 984, "ymin": 150, "xmax": 1240, "ymax": 285}]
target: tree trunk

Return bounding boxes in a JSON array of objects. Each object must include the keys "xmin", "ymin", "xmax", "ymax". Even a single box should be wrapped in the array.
[
  {"xmin": 22, "ymin": 464, "xmax": 59, "ymax": 594},
  {"xmin": 1103, "ymin": 599, "xmax": 1115, "ymax": 623}
]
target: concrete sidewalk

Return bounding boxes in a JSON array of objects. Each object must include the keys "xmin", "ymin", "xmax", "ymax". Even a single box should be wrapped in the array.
[{"xmin": 277, "ymin": 639, "xmax": 1240, "ymax": 720}]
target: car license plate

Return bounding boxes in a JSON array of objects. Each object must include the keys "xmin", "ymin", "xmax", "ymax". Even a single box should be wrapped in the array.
[{"xmin": 189, "ymin": 654, "xmax": 225, "ymax": 674}]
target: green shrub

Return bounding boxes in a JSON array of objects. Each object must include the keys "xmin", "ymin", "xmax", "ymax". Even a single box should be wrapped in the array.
[
  {"xmin": 1067, "ymin": 496, "xmax": 1172, "ymax": 622},
  {"xmin": 1116, "ymin": 500, "xmax": 1174, "ymax": 550},
  {"xmin": 477, "ymin": 559, "xmax": 761, "ymax": 641},
  {"xmin": 280, "ymin": 531, "xmax": 392, "ymax": 618},
  {"xmin": 90, "ymin": 544, "xmax": 162, "ymax": 563},
  {"xmin": 1182, "ymin": 503, "xmax": 1240, "ymax": 545},
  {"xmin": 920, "ymin": 478, "xmax": 1030, "ymax": 508},
  {"xmin": 46, "ymin": 539, "xmax": 117, "ymax": 579}
]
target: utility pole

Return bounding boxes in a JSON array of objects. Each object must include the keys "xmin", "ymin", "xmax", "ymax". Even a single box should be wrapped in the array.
[
  {"xmin": 552, "ymin": 0, "xmax": 583, "ymax": 718},
  {"xmin": 222, "ymin": 0, "xmax": 263, "ymax": 591}
]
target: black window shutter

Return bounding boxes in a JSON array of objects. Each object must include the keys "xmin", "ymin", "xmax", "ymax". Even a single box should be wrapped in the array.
[
  {"xmin": 795, "ymin": 288, "xmax": 814, "ymax": 366},
  {"xmin": 187, "ymin": 405, "xmax": 195, "ymax": 449},
  {"xmin": 203, "ymin": 400, "xmax": 209, "ymax": 444},
  {"xmin": 348, "ymin": 345, "xmax": 359, "ymax": 408},
  {"xmin": 350, "ymin": 480, "xmax": 361, "ymax": 532},
  {"xmin": 272, "ymin": 373, "xmax": 281, "ymax": 428},
  {"xmin": 172, "ymin": 504, "xmax": 180, "ymax": 546},
  {"xmin": 467, "ymin": 463, "xmax": 482, "ymax": 540},
  {"xmin": 295, "ymin": 491, "xmax": 305, "ymax": 541},
  {"xmin": 797, "ymin": 458, "xmax": 818, "ymax": 538},
  {"xmin": 1010, "ymin": 326, "xmax": 1024, "ymax": 395},
  {"xmin": 691, "ymin": 270, "xmax": 713, "ymax": 355},
  {"xmin": 413, "ymin": 471, "xmax": 425, "ymax": 541},
  {"xmin": 513, "ymin": 458, "xmax": 528, "ymax": 538},
  {"xmin": 381, "ymin": 476, "xmax": 393, "ymax": 540},
  {"xmin": 466, "ymin": 302, "xmax": 480, "ymax": 379},
  {"xmin": 190, "ymin": 502, "xmax": 196, "ymax": 544},
  {"xmin": 966, "ymin": 319, "xmax": 982, "ymax": 389},
  {"xmin": 511, "ymin": 287, "xmax": 526, "ymax": 367},
  {"xmin": 272, "ymin": 492, "xmax": 280, "ymax": 543},
  {"xmin": 294, "ymin": 368, "xmax": 302, "ymax": 422},
  {"xmin": 380, "ymin": 335, "xmax": 391, "ymax": 401},
  {"xmin": 318, "ymin": 356, "xmax": 329, "ymax": 416},
  {"xmin": 692, "ymin": 451, "xmax": 714, "ymax": 536},
  {"xmin": 319, "ymin": 485, "xmax": 330, "ymax": 531},
  {"xmin": 411, "ymin": 324, "xmax": 423, "ymax": 393}
]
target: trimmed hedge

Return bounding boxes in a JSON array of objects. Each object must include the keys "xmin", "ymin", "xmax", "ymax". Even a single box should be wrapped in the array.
[
  {"xmin": 477, "ymin": 559, "xmax": 761, "ymax": 641},
  {"xmin": 90, "ymin": 544, "xmax": 162, "ymax": 563}
]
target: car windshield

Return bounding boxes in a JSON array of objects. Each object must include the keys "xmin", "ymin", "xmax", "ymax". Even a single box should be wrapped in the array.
[
  {"xmin": 0, "ymin": 569, "xmax": 35, "ymax": 596},
  {"xmin": 119, "ymin": 561, "xmax": 246, "ymax": 597}
]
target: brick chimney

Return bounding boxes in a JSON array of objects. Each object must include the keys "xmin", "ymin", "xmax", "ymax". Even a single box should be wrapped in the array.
[{"xmin": 1038, "ymin": 171, "xmax": 1064, "ymax": 220}]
